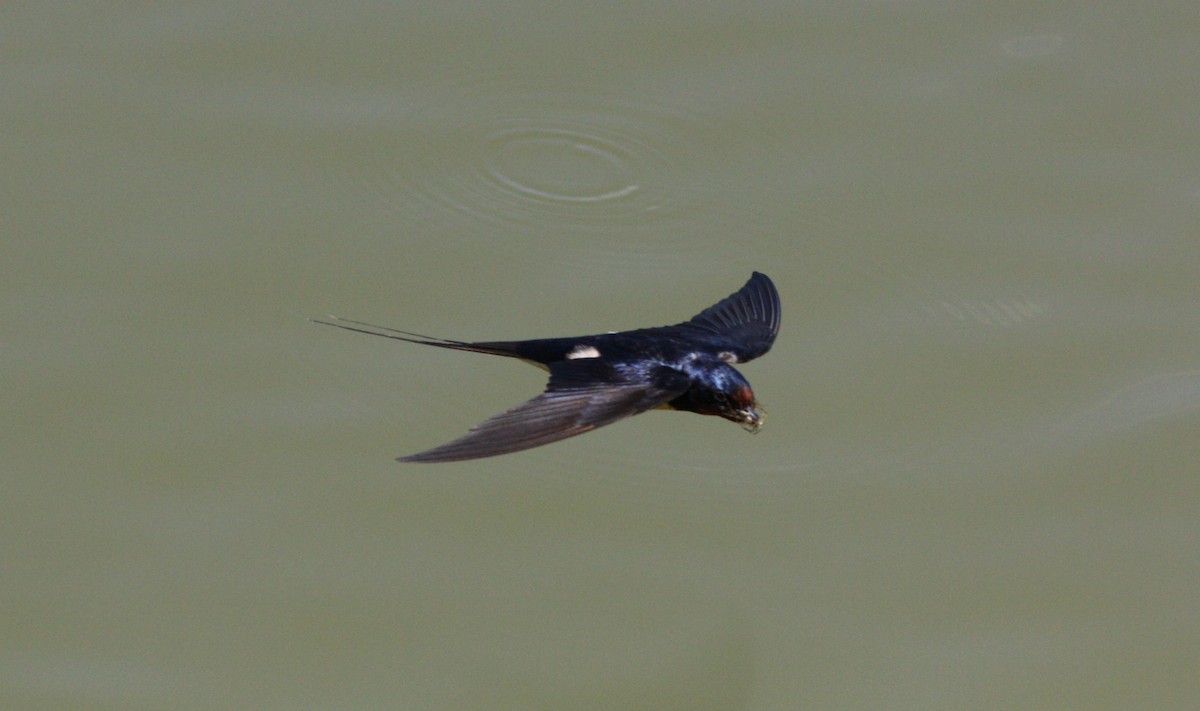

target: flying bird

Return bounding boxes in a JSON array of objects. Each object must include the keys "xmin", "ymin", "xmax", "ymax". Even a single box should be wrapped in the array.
[{"xmin": 314, "ymin": 272, "xmax": 780, "ymax": 463}]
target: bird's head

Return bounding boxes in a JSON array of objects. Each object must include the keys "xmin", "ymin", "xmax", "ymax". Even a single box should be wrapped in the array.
[
  {"xmin": 715, "ymin": 383, "xmax": 766, "ymax": 433},
  {"xmin": 672, "ymin": 365, "xmax": 766, "ymax": 433}
]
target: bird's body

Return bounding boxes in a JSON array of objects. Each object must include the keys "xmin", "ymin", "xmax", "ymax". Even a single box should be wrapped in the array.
[{"xmin": 315, "ymin": 272, "xmax": 780, "ymax": 462}]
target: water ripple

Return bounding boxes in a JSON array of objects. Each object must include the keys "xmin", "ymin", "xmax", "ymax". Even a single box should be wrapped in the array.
[
  {"xmin": 481, "ymin": 126, "xmax": 646, "ymax": 206},
  {"xmin": 336, "ymin": 75, "xmax": 769, "ymax": 235}
]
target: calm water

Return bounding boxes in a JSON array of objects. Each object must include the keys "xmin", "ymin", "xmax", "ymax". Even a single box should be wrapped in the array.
[{"xmin": 5, "ymin": 2, "xmax": 1199, "ymax": 709}]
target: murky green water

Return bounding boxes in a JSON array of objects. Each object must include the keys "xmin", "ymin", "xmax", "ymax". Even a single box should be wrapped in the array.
[{"xmin": 5, "ymin": 2, "xmax": 1199, "ymax": 709}]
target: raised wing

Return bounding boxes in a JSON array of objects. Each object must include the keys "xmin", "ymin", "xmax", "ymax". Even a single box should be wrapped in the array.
[
  {"xmin": 677, "ymin": 271, "xmax": 781, "ymax": 362},
  {"xmin": 400, "ymin": 360, "xmax": 689, "ymax": 463}
]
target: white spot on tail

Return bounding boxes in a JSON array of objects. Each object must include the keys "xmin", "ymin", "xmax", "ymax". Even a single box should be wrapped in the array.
[{"xmin": 566, "ymin": 344, "xmax": 601, "ymax": 359}]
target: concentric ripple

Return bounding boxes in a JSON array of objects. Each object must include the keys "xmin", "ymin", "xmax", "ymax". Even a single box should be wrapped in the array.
[
  {"xmin": 336, "ymin": 73, "xmax": 787, "ymax": 247},
  {"xmin": 482, "ymin": 126, "xmax": 642, "ymax": 205}
]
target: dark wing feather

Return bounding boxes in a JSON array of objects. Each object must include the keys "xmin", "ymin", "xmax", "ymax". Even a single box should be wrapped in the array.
[
  {"xmin": 677, "ymin": 272, "xmax": 781, "ymax": 362},
  {"xmin": 400, "ymin": 360, "xmax": 688, "ymax": 463}
]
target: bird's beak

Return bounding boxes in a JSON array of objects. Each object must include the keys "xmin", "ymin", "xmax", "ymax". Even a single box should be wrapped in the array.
[{"xmin": 738, "ymin": 404, "xmax": 766, "ymax": 433}]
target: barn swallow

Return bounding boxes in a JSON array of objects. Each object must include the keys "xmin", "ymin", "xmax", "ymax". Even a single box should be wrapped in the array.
[{"xmin": 314, "ymin": 272, "xmax": 780, "ymax": 463}]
